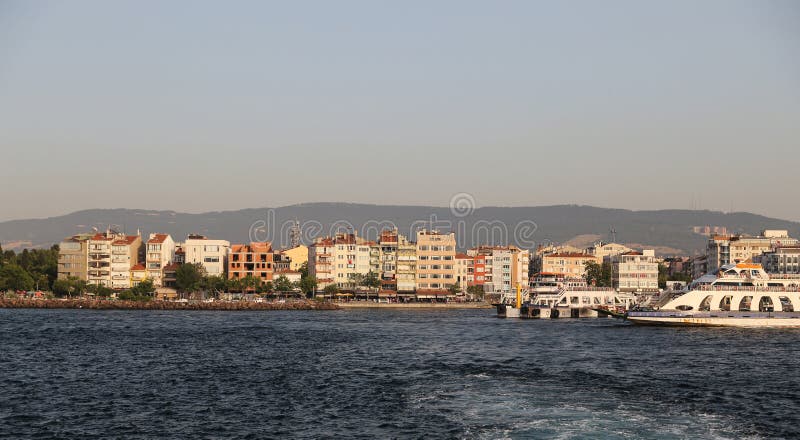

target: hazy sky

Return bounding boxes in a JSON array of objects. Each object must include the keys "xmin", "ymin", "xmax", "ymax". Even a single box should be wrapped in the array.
[{"xmin": 1, "ymin": 0, "xmax": 798, "ymax": 222}]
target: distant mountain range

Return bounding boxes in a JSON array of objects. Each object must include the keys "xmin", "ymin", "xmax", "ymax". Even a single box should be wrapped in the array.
[{"xmin": 1, "ymin": 203, "xmax": 799, "ymax": 256}]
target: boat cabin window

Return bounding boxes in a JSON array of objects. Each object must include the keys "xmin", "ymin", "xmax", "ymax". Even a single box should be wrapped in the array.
[
  {"xmin": 676, "ymin": 305, "xmax": 693, "ymax": 311},
  {"xmin": 779, "ymin": 296, "xmax": 794, "ymax": 312},
  {"xmin": 768, "ymin": 283, "xmax": 784, "ymax": 287},
  {"xmin": 718, "ymin": 295, "xmax": 732, "ymax": 311},
  {"xmin": 759, "ymin": 296, "xmax": 775, "ymax": 313},
  {"xmin": 699, "ymin": 295, "xmax": 713, "ymax": 311},
  {"xmin": 570, "ymin": 296, "xmax": 579, "ymax": 305},
  {"xmin": 738, "ymin": 296, "xmax": 753, "ymax": 312}
]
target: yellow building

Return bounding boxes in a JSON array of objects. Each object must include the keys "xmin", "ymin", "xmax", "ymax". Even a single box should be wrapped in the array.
[
  {"xmin": 415, "ymin": 229, "xmax": 456, "ymax": 291},
  {"xmin": 280, "ymin": 245, "xmax": 308, "ymax": 271},
  {"xmin": 541, "ymin": 252, "xmax": 600, "ymax": 278}
]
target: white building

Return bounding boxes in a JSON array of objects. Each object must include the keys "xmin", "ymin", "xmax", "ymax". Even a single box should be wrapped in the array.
[
  {"xmin": 609, "ymin": 250, "xmax": 659, "ymax": 293},
  {"xmin": 87, "ymin": 233, "xmax": 115, "ymax": 286},
  {"xmin": 183, "ymin": 234, "xmax": 230, "ymax": 276},
  {"xmin": 146, "ymin": 233, "xmax": 176, "ymax": 287},
  {"xmin": 110, "ymin": 235, "xmax": 142, "ymax": 290}
]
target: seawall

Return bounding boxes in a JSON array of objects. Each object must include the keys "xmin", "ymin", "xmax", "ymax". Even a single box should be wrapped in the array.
[{"xmin": 0, "ymin": 299, "xmax": 340, "ymax": 311}]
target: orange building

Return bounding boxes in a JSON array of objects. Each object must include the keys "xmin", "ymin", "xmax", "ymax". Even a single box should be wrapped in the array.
[{"xmin": 228, "ymin": 242, "xmax": 275, "ymax": 283}]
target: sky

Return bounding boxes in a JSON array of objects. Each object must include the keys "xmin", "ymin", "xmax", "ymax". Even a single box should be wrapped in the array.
[{"xmin": 0, "ymin": 0, "xmax": 798, "ymax": 222}]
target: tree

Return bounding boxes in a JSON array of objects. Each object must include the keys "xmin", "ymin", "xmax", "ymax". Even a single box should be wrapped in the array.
[
  {"xmin": 0, "ymin": 264, "xmax": 34, "ymax": 291},
  {"xmin": 298, "ymin": 276, "xmax": 317, "ymax": 298},
  {"xmin": 467, "ymin": 284, "xmax": 485, "ymax": 300},
  {"xmin": 176, "ymin": 263, "xmax": 205, "ymax": 292},
  {"xmin": 585, "ymin": 261, "xmax": 612, "ymax": 287},
  {"xmin": 273, "ymin": 275, "xmax": 293, "ymax": 293},
  {"xmin": 362, "ymin": 271, "xmax": 381, "ymax": 290},
  {"xmin": 298, "ymin": 261, "xmax": 309, "ymax": 279},
  {"xmin": 448, "ymin": 283, "xmax": 461, "ymax": 295},
  {"xmin": 658, "ymin": 263, "xmax": 668, "ymax": 289},
  {"xmin": 323, "ymin": 283, "xmax": 339, "ymax": 297},
  {"xmin": 86, "ymin": 283, "xmax": 113, "ymax": 298},
  {"xmin": 240, "ymin": 275, "xmax": 260, "ymax": 293},
  {"xmin": 52, "ymin": 279, "xmax": 73, "ymax": 297},
  {"xmin": 262, "ymin": 281, "xmax": 274, "ymax": 295},
  {"xmin": 202, "ymin": 275, "xmax": 227, "ymax": 295},
  {"xmin": 130, "ymin": 279, "xmax": 155, "ymax": 297}
]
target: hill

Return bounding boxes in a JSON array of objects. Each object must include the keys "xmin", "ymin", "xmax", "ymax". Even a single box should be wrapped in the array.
[{"xmin": 1, "ymin": 203, "xmax": 798, "ymax": 256}]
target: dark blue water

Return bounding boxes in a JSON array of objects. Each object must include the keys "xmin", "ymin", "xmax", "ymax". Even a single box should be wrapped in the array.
[{"xmin": 1, "ymin": 309, "xmax": 798, "ymax": 439}]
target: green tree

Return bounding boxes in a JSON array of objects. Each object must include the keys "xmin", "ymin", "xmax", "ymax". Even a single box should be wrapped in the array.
[
  {"xmin": 362, "ymin": 271, "xmax": 381, "ymax": 290},
  {"xmin": 240, "ymin": 275, "xmax": 261, "ymax": 293},
  {"xmin": 323, "ymin": 283, "xmax": 339, "ymax": 297},
  {"xmin": 203, "ymin": 275, "xmax": 227, "ymax": 294},
  {"xmin": 0, "ymin": 264, "xmax": 34, "ymax": 291},
  {"xmin": 658, "ymin": 263, "xmax": 668, "ymax": 289},
  {"xmin": 298, "ymin": 276, "xmax": 317, "ymax": 298},
  {"xmin": 273, "ymin": 275, "xmax": 293, "ymax": 293},
  {"xmin": 52, "ymin": 278, "xmax": 72, "ymax": 297},
  {"xmin": 585, "ymin": 261, "xmax": 612, "ymax": 287},
  {"xmin": 176, "ymin": 263, "xmax": 205, "ymax": 292},
  {"xmin": 262, "ymin": 281, "xmax": 274, "ymax": 295},
  {"xmin": 298, "ymin": 261, "xmax": 309, "ymax": 279},
  {"xmin": 130, "ymin": 279, "xmax": 156, "ymax": 297},
  {"xmin": 448, "ymin": 283, "xmax": 461, "ymax": 295},
  {"xmin": 466, "ymin": 284, "xmax": 485, "ymax": 300}
]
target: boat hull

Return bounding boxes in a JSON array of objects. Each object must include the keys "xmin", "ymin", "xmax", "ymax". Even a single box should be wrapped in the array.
[
  {"xmin": 494, "ymin": 303, "xmax": 521, "ymax": 318},
  {"xmin": 626, "ymin": 313, "xmax": 800, "ymax": 328}
]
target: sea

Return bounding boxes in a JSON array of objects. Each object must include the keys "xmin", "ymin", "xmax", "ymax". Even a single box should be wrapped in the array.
[{"xmin": 1, "ymin": 308, "xmax": 798, "ymax": 439}]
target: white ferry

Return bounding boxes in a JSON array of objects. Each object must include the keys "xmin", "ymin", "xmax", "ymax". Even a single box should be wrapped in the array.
[
  {"xmin": 495, "ymin": 273, "xmax": 636, "ymax": 319},
  {"xmin": 625, "ymin": 263, "xmax": 800, "ymax": 327}
]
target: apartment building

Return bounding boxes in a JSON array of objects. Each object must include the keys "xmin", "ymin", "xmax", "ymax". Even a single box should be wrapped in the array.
[
  {"xmin": 455, "ymin": 253, "xmax": 472, "ymax": 291},
  {"xmin": 466, "ymin": 246, "xmax": 530, "ymax": 294},
  {"xmin": 146, "ymin": 233, "xmax": 175, "ymax": 287},
  {"xmin": 415, "ymin": 229, "xmax": 456, "ymax": 291},
  {"xmin": 228, "ymin": 242, "xmax": 275, "ymax": 284},
  {"xmin": 707, "ymin": 230, "xmax": 798, "ymax": 271},
  {"xmin": 754, "ymin": 246, "xmax": 800, "ymax": 274},
  {"xmin": 130, "ymin": 264, "xmax": 147, "ymax": 287},
  {"xmin": 308, "ymin": 232, "xmax": 373, "ymax": 290},
  {"xmin": 609, "ymin": 250, "xmax": 659, "ymax": 293},
  {"xmin": 57, "ymin": 233, "xmax": 92, "ymax": 281},
  {"xmin": 87, "ymin": 232, "xmax": 117, "ymax": 286},
  {"xmin": 110, "ymin": 235, "xmax": 142, "ymax": 289},
  {"xmin": 309, "ymin": 237, "xmax": 335, "ymax": 289},
  {"xmin": 396, "ymin": 233, "xmax": 417, "ymax": 293},
  {"xmin": 183, "ymin": 234, "xmax": 230, "ymax": 276},
  {"xmin": 586, "ymin": 242, "xmax": 632, "ymax": 260},
  {"xmin": 279, "ymin": 245, "xmax": 308, "ymax": 271},
  {"xmin": 540, "ymin": 252, "xmax": 600, "ymax": 278},
  {"xmin": 531, "ymin": 243, "xmax": 583, "ymax": 273}
]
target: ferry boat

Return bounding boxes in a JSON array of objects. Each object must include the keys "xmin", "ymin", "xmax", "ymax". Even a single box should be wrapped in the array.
[
  {"xmin": 624, "ymin": 263, "xmax": 800, "ymax": 327},
  {"xmin": 495, "ymin": 273, "xmax": 636, "ymax": 319},
  {"xmin": 523, "ymin": 274, "xmax": 636, "ymax": 319}
]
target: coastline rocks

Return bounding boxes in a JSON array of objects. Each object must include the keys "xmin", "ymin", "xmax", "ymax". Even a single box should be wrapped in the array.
[{"xmin": 0, "ymin": 298, "xmax": 340, "ymax": 311}]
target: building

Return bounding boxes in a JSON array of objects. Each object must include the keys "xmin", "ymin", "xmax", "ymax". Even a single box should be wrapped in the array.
[
  {"xmin": 275, "ymin": 270, "xmax": 301, "ymax": 285},
  {"xmin": 228, "ymin": 242, "xmax": 275, "ymax": 284},
  {"xmin": 130, "ymin": 264, "xmax": 147, "ymax": 287},
  {"xmin": 183, "ymin": 234, "xmax": 230, "ymax": 276},
  {"xmin": 110, "ymin": 235, "xmax": 143, "ymax": 289},
  {"xmin": 87, "ymin": 232, "xmax": 117, "ymax": 286},
  {"xmin": 396, "ymin": 232, "xmax": 417, "ymax": 293},
  {"xmin": 415, "ymin": 229, "xmax": 456, "ymax": 291},
  {"xmin": 308, "ymin": 232, "xmax": 373, "ymax": 290},
  {"xmin": 455, "ymin": 253, "xmax": 472, "ymax": 290},
  {"xmin": 754, "ymin": 246, "xmax": 800, "ymax": 274},
  {"xmin": 467, "ymin": 245, "xmax": 530, "ymax": 294},
  {"xmin": 692, "ymin": 255, "xmax": 709, "ymax": 279},
  {"xmin": 146, "ymin": 233, "xmax": 176, "ymax": 287},
  {"xmin": 308, "ymin": 237, "xmax": 335, "ymax": 289},
  {"xmin": 531, "ymin": 244, "xmax": 583, "ymax": 273},
  {"xmin": 609, "ymin": 250, "xmax": 659, "ymax": 293},
  {"xmin": 57, "ymin": 233, "xmax": 92, "ymax": 281},
  {"xmin": 586, "ymin": 242, "xmax": 633, "ymax": 260},
  {"xmin": 707, "ymin": 230, "xmax": 798, "ymax": 271},
  {"xmin": 162, "ymin": 263, "xmax": 181, "ymax": 289},
  {"xmin": 540, "ymin": 252, "xmax": 600, "ymax": 278},
  {"xmin": 279, "ymin": 245, "xmax": 308, "ymax": 271}
]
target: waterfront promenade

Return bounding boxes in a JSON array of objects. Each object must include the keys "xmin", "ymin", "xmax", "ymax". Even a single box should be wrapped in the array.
[
  {"xmin": 0, "ymin": 298, "xmax": 339, "ymax": 311},
  {"xmin": 335, "ymin": 301, "xmax": 492, "ymax": 309}
]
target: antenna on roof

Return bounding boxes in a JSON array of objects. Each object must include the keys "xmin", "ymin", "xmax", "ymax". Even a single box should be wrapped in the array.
[{"xmin": 609, "ymin": 227, "xmax": 617, "ymax": 243}]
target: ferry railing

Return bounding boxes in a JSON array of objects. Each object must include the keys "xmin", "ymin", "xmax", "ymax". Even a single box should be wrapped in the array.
[{"xmin": 693, "ymin": 285, "xmax": 800, "ymax": 293}]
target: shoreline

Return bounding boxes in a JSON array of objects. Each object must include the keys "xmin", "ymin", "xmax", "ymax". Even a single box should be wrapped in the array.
[
  {"xmin": 0, "ymin": 299, "xmax": 339, "ymax": 311},
  {"xmin": 335, "ymin": 302, "xmax": 492, "ymax": 309}
]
